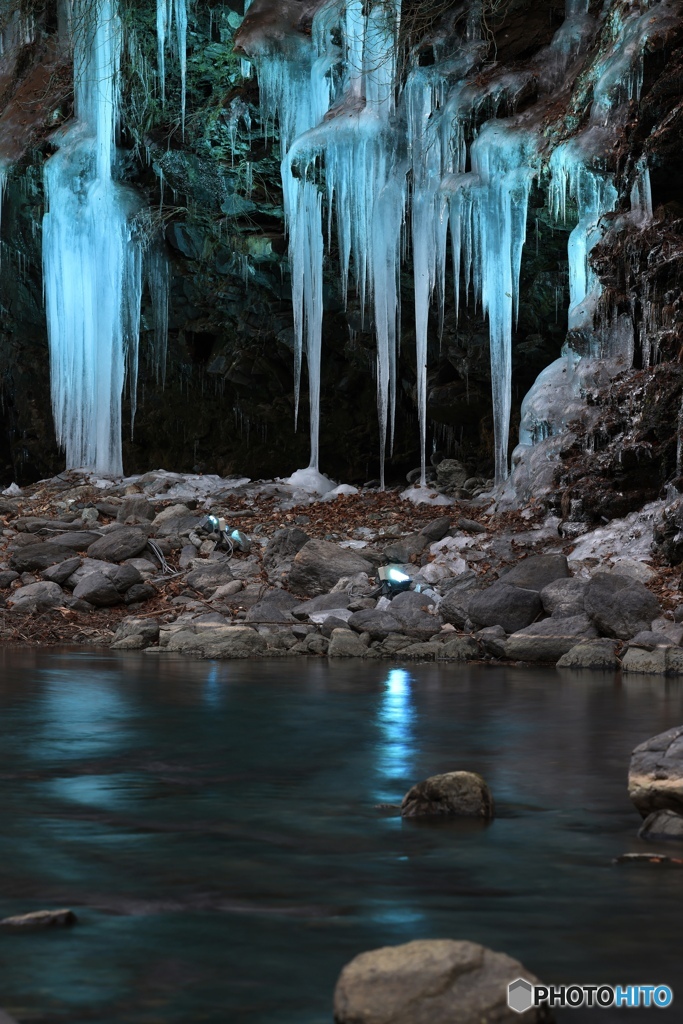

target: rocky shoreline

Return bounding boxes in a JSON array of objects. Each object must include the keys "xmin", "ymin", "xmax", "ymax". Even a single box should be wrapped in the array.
[{"xmin": 1, "ymin": 468, "xmax": 682, "ymax": 672}]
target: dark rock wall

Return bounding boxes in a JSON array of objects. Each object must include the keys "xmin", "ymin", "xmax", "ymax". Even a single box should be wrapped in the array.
[{"xmin": 0, "ymin": 0, "xmax": 681, "ymax": 495}]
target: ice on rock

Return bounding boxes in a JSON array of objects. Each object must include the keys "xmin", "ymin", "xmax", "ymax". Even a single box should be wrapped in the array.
[
  {"xmin": 43, "ymin": 0, "xmax": 143, "ymax": 477},
  {"xmin": 284, "ymin": 467, "xmax": 336, "ymax": 495}
]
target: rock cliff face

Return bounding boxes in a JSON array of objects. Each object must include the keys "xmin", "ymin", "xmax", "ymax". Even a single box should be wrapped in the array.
[{"xmin": 0, "ymin": 0, "xmax": 681, "ymax": 505}]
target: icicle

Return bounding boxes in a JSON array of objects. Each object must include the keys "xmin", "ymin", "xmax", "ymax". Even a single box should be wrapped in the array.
[
  {"xmin": 0, "ymin": 162, "xmax": 7, "ymax": 248},
  {"xmin": 148, "ymin": 246, "xmax": 170, "ymax": 387},
  {"xmin": 174, "ymin": 0, "xmax": 187, "ymax": 137},
  {"xmin": 156, "ymin": 0, "xmax": 167, "ymax": 103},
  {"xmin": 43, "ymin": 0, "xmax": 143, "ymax": 476}
]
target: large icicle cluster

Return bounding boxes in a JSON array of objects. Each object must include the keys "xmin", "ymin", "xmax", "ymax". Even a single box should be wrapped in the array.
[
  {"xmin": 43, "ymin": 0, "xmax": 143, "ymax": 476},
  {"xmin": 156, "ymin": 0, "xmax": 188, "ymax": 133}
]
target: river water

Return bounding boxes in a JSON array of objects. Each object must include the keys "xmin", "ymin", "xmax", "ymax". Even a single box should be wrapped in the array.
[{"xmin": 0, "ymin": 648, "xmax": 681, "ymax": 1023}]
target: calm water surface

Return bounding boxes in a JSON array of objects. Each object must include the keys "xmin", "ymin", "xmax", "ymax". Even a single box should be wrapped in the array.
[{"xmin": 0, "ymin": 648, "xmax": 681, "ymax": 1023}]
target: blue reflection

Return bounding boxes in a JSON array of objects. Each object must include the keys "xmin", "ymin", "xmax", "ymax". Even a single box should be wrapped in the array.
[
  {"xmin": 375, "ymin": 669, "xmax": 415, "ymax": 802},
  {"xmin": 33, "ymin": 669, "xmax": 134, "ymax": 762},
  {"xmin": 204, "ymin": 664, "xmax": 223, "ymax": 709}
]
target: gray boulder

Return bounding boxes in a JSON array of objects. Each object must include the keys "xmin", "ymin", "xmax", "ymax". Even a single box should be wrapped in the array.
[
  {"xmin": 333, "ymin": 939, "xmax": 552, "ymax": 1024},
  {"xmin": 438, "ymin": 636, "xmax": 481, "ymax": 661},
  {"xmin": 41, "ymin": 558, "xmax": 82, "ymax": 586},
  {"xmin": 327, "ymin": 628, "xmax": 370, "ymax": 658},
  {"xmin": 10, "ymin": 543, "xmax": 80, "ymax": 573},
  {"xmin": 7, "ymin": 581, "xmax": 65, "ymax": 613},
  {"xmin": 0, "ymin": 570, "xmax": 19, "ymax": 588},
  {"xmin": 124, "ymin": 583, "xmax": 156, "ymax": 604},
  {"xmin": 626, "ymin": 631, "xmax": 673, "ymax": 650},
  {"xmin": 629, "ymin": 726, "xmax": 683, "ymax": 816},
  {"xmin": 87, "ymin": 527, "xmax": 149, "ymax": 563},
  {"xmin": 348, "ymin": 609, "xmax": 403, "ymax": 640},
  {"xmin": 263, "ymin": 527, "xmax": 310, "ymax": 566},
  {"xmin": 638, "ymin": 809, "xmax": 683, "ymax": 842},
  {"xmin": 165, "ymin": 626, "xmax": 267, "ymax": 659},
  {"xmin": 540, "ymin": 577, "xmax": 587, "ymax": 617},
  {"xmin": 292, "ymin": 592, "xmax": 352, "ymax": 619},
  {"xmin": 111, "ymin": 617, "xmax": 160, "ymax": 650},
  {"xmin": 401, "ymin": 771, "xmax": 494, "ymax": 819},
  {"xmin": 186, "ymin": 562, "xmax": 235, "ymax": 596},
  {"xmin": 435, "ymin": 459, "xmax": 469, "ymax": 490},
  {"xmin": 116, "ymin": 496, "xmax": 155, "ymax": 522},
  {"xmin": 505, "ymin": 615, "xmax": 598, "ymax": 663},
  {"xmin": 42, "ymin": 531, "xmax": 101, "ymax": 551},
  {"xmin": 390, "ymin": 590, "xmax": 438, "ymax": 614},
  {"xmin": 556, "ymin": 639, "xmax": 619, "ymax": 671},
  {"xmin": 499, "ymin": 554, "xmax": 570, "ymax": 592},
  {"xmin": 476, "ymin": 625, "xmax": 507, "ymax": 658},
  {"xmin": 398, "ymin": 641, "xmax": 443, "ymax": 660},
  {"xmin": 288, "ymin": 540, "xmax": 374, "ymax": 596},
  {"xmin": 584, "ymin": 573, "xmax": 661, "ymax": 639},
  {"xmin": 468, "ymin": 583, "xmax": 542, "ymax": 633},
  {"xmin": 621, "ymin": 647, "xmax": 667, "ymax": 675},
  {"xmin": 73, "ymin": 572, "xmax": 123, "ymax": 607},
  {"xmin": 111, "ymin": 564, "xmax": 143, "ymax": 593},
  {"xmin": 245, "ymin": 590, "xmax": 301, "ymax": 624}
]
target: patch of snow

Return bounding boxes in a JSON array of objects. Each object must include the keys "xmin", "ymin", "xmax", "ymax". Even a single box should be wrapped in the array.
[
  {"xmin": 568, "ymin": 500, "xmax": 663, "ymax": 566},
  {"xmin": 2, "ymin": 483, "xmax": 22, "ymax": 495},
  {"xmin": 339, "ymin": 540, "xmax": 368, "ymax": 550},
  {"xmin": 400, "ymin": 486, "xmax": 453, "ymax": 506},
  {"xmin": 284, "ymin": 468, "xmax": 336, "ymax": 494},
  {"xmin": 322, "ymin": 484, "xmax": 359, "ymax": 499}
]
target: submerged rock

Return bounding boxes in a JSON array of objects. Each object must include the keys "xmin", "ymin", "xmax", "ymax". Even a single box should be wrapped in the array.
[
  {"xmin": 401, "ymin": 771, "xmax": 494, "ymax": 819},
  {"xmin": 333, "ymin": 939, "xmax": 553, "ymax": 1024},
  {"xmin": 0, "ymin": 909, "xmax": 76, "ymax": 928}
]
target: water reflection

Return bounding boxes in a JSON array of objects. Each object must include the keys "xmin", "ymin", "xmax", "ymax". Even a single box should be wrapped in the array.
[
  {"xmin": 375, "ymin": 668, "xmax": 416, "ymax": 802},
  {"xmin": 34, "ymin": 668, "xmax": 136, "ymax": 762}
]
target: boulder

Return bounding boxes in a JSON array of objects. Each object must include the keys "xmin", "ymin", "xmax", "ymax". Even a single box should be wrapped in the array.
[
  {"xmin": 110, "ymin": 564, "xmax": 143, "ymax": 593},
  {"xmin": 41, "ymin": 558, "xmax": 82, "ymax": 585},
  {"xmin": 116, "ymin": 496, "xmax": 155, "ymax": 522},
  {"xmin": 629, "ymin": 726, "xmax": 683, "ymax": 816},
  {"xmin": 87, "ymin": 527, "xmax": 149, "ymax": 563},
  {"xmin": 540, "ymin": 577, "xmax": 587, "ymax": 617},
  {"xmin": 397, "ymin": 641, "xmax": 443, "ymax": 660},
  {"xmin": 401, "ymin": 771, "xmax": 494, "ymax": 819},
  {"xmin": 505, "ymin": 615, "xmax": 598, "ymax": 663},
  {"xmin": 7, "ymin": 581, "xmax": 65, "ymax": 613},
  {"xmin": 124, "ymin": 583, "xmax": 156, "ymax": 604},
  {"xmin": 476, "ymin": 625, "xmax": 507, "ymax": 659},
  {"xmin": 627, "ymin": 631, "xmax": 673, "ymax": 650},
  {"xmin": 186, "ymin": 562, "xmax": 235, "ymax": 596},
  {"xmin": 348, "ymin": 609, "xmax": 403, "ymax": 640},
  {"xmin": 165, "ymin": 626, "xmax": 267, "ymax": 658},
  {"xmin": 468, "ymin": 583, "xmax": 542, "ymax": 634},
  {"xmin": 383, "ymin": 533, "xmax": 428, "ymax": 564},
  {"xmin": 583, "ymin": 573, "xmax": 660, "ymax": 639},
  {"xmin": 556, "ymin": 639, "xmax": 620, "ymax": 671},
  {"xmin": 438, "ymin": 636, "xmax": 481, "ymax": 661},
  {"xmin": 73, "ymin": 572, "xmax": 123, "ymax": 607},
  {"xmin": 42, "ymin": 531, "xmax": 101, "ymax": 551},
  {"xmin": 621, "ymin": 647, "xmax": 667, "ymax": 675},
  {"xmin": 263, "ymin": 527, "xmax": 310, "ymax": 566},
  {"xmin": 9, "ymin": 543, "xmax": 80, "ymax": 573},
  {"xmin": 435, "ymin": 459, "xmax": 469, "ymax": 490},
  {"xmin": 499, "ymin": 554, "xmax": 570, "ymax": 592},
  {"xmin": 0, "ymin": 909, "xmax": 76, "ymax": 929},
  {"xmin": 638, "ymin": 809, "xmax": 683, "ymax": 842},
  {"xmin": 152, "ymin": 503, "xmax": 192, "ymax": 526},
  {"xmin": 333, "ymin": 939, "xmax": 552, "ymax": 1024},
  {"xmin": 321, "ymin": 615, "xmax": 353, "ymax": 637},
  {"xmin": 390, "ymin": 590, "xmax": 437, "ymax": 614},
  {"xmin": 291, "ymin": 592, "xmax": 352, "ymax": 619},
  {"xmin": 0, "ymin": 570, "xmax": 19, "ymax": 588},
  {"xmin": 245, "ymin": 590, "xmax": 301, "ymax": 624},
  {"xmin": 111, "ymin": 617, "xmax": 160, "ymax": 650},
  {"xmin": 288, "ymin": 540, "xmax": 374, "ymax": 596},
  {"xmin": 327, "ymin": 628, "xmax": 370, "ymax": 658}
]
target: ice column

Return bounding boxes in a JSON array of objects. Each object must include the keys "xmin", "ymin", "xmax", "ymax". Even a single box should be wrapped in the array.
[
  {"xmin": 156, "ymin": 0, "xmax": 187, "ymax": 132},
  {"xmin": 43, "ymin": 0, "xmax": 143, "ymax": 476}
]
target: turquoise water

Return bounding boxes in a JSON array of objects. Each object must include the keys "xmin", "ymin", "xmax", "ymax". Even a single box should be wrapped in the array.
[{"xmin": 0, "ymin": 649, "xmax": 681, "ymax": 1022}]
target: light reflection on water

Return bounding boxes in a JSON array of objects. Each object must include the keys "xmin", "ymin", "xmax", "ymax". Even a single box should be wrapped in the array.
[{"xmin": 0, "ymin": 650, "xmax": 682, "ymax": 1023}]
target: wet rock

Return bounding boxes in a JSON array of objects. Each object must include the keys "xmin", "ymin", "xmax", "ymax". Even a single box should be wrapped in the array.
[
  {"xmin": 556, "ymin": 639, "xmax": 620, "ymax": 671},
  {"xmin": 303, "ymin": 634, "xmax": 329, "ymax": 655},
  {"xmin": 185, "ymin": 562, "xmax": 235, "ymax": 596},
  {"xmin": 438, "ymin": 636, "xmax": 481, "ymax": 661},
  {"xmin": 0, "ymin": 909, "xmax": 76, "ymax": 929},
  {"xmin": 621, "ymin": 647, "xmax": 668, "ymax": 675},
  {"xmin": 327, "ymin": 628, "xmax": 370, "ymax": 658},
  {"xmin": 333, "ymin": 939, "xmax": 552, "ymax": 1024},
  {"xmin": 505, "ymin": 615, "xmax": 598, "ymax": 663},
  {"xmin": 540, "ymin": 577, "xmax": 587, "ymax": 617},
  {"xmin": 73, "ymin": 572, "xmax": 123, "ymax": 607},
  {"xmin": 638, "ymin": 809, "xmax": 683, "ymax": 842},
  {"xmin": 499, "ymin": 554, "xmax": 570, "ymax": 592},
  {"xmin": 584, "ymin": 573, "xmax": 661, "ymax": 640},
  {"xmin": 111, "ymin": 618, "xmax": 161, "ymax": 650},
  {"xmin": 288, "ymin": 539, "xmax": 374, "ymax": 596},
  {"xmin": 9, "ymin": 543, "xmax": 81, "ymax": 573},
  {"xmin": 165, "ymin": 626, "xmax": 267, "ymax": 658},
  {"xmin": 629, "ymin": 726, "xmax": 683, "ymax": 816},
  {"xmin": 7, "ymin": 581, "xmax": 65, "ymax": 613},
  {"xmin": 401, "ymin": 771, "xmax": 494, "ymax": 819},
  {"xmin": 468, "ymin": 583, "xmax": 543, "ymax": 634},
  {"xmin": 0, "ymin": 570, "xmax": 19, "ymax": 588},
  {"xmin": 87, "ymin": 527, "xmax": 149, "ymax": 563},
  {"xmin": 377, "ymin": 633, "xmax": 414, "ymax": 655},
  {"xmin": 41, "ymin": 557, "xmax": 82, "ymax": 585}
]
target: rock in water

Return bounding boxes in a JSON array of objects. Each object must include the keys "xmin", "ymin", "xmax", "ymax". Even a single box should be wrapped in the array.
[
  {"xmin": 504, "ymin": 615, "xmax": 597, "ymax": 663},
  {"xmin": 401, "ymin": 771, "xmax": 494, "ymax": 818},
  {"xmin": 333, "ymin": 939, "xmax": 553, "ymax": 1024},
  {"xmin": 638, "ymin": 810, "xmax": 683, "ymax": 842},
  {"xmin": 0, "ymin": 909, "xmax": 77, "ymax": 928},
  {"xmin": 629, "ymin": 726, "xmax": 683, "ymax": 817}
]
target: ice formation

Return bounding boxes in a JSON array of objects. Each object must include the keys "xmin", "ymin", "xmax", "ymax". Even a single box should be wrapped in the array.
[
  {"xmin": 156, "ymin": 0, "xmax": 188, "ymax": 132},
  {"xmin": 43, "ymin": 0, "xmax": 143, "ymax": 476}
]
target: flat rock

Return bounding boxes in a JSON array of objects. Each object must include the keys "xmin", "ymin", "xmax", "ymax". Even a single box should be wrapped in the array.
[
  {"xmin": 327, "ymin": 628, "xmax": 370, "ymax": 658},
  {"xmin": 468, "ymin": 583, "xmax": 542, "ymax": 634},
  {"xmin": 499, "ymin": 554, "xmax": 569, "ymax": 592},
  {"xmin": 9, "ymin": 543, "xmax": 80, "ymax": 573},
  {"xmin": 7, "ymin": 581, "xmax": 65, "ymax": 613},
  {"xmin": 42, "ymin": 531, "xmax": 101, "ymax": 551},
  {"xmin": 629, "ymin": 726, "xmax": 683, "ymax": 816},
  {"xmin": 0, "ymin": 909, "xmax": 76, "ymax": 929},
  {"xmin": 401, "ymin": 771, "xmax": 494, "ymax": 819},
  {"xmin": 87, "ymin": 527, "xmax": 149, "ymax": 563},
  {"xmin": 333, "ymin": 939, "xmax": 551, "ymax": 1024},
  {"xmin": 556, "ymin": 639, "xmax": 619, "ymax": 671},
  {"xmin": 638, "ymin": 809, "xmax": 683, "ymax": 842},
  {"xmin": 505, "ymin": 615, "xmax": 598, "ymax": 663},
  {"xmin": 111, "ymin": 616, "xmax": 160, "ymax": 650},
  {"xmin": 166, "ymin": 626, "xmax": 267, "ymax": 659},
  {"xmin": 185, "ymin": 562, "xmax": 235, "ymax": 596},
  {"xmin": 288, "ymin": 539, "xmax": 374, "ymax": 597},
  {"xmin": 584, "ymin": 573, "xmax": 661, "ymax": 640}
]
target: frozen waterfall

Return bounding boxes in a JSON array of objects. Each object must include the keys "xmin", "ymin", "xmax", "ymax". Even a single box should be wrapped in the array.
[
  {"xmin": 43, "ymin": 0, "xmax": 143, "ymax": 476},
  {"xmin": 156, "ymin": 0, "xmax": 188, "ymax": 133}
]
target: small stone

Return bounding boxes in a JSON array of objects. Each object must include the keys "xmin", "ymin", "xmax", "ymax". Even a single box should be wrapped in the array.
[
  {"xmin": 7, "ymin": 581, "xmax": 65, "ymax": 613},
  {"xmin": 401, "ymin": 771, "xmax": 494, "ymax": 819},
  {"xmin": 0, "ymin": 909, "xmax": 77, "ymax": 929}
]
